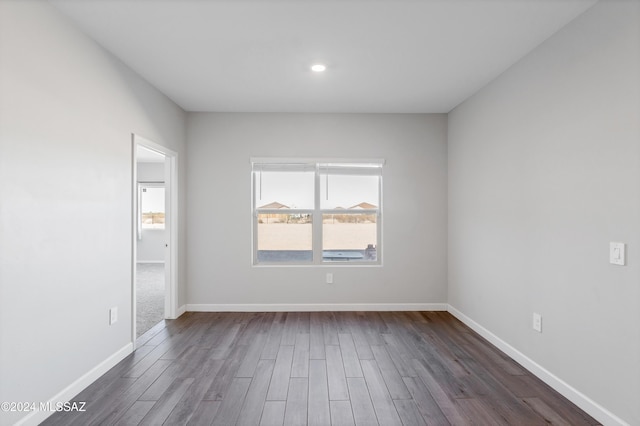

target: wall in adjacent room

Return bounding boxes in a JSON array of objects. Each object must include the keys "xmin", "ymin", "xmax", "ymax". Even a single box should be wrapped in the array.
[
  {"xmin": 0, "ymin": 2, "xmax": 186, "ymax": 425},
  {"xmin": 187, "ymin": 113, "xmax": 447, "ymax": 308},
  {"xmin": 137, "ymin": 162, "xmax": 165, "ymax": 182},
  {"xmin": 448, "ymin": 1, "xmax": 640, "ymax": 424}
]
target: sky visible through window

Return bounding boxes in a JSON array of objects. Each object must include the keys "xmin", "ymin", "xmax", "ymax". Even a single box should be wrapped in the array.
[
  {"xmin": 141, "ymin": 187, "xmax": 165, "ymax": 213},
  {"xmin": 256, "ymin": 171, "xmax": 378, "ymax": 209}
]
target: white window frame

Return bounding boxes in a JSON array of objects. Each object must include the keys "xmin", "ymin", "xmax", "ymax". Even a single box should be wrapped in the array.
[{"xmin": 251, "ymin": 158, "xmax": 384, "ymax": 266}]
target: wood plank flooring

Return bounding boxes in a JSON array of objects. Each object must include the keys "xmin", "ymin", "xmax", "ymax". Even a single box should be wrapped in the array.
[{"xmin": 42, "ymin": 311, "xmax": 599, "ymax": 425}]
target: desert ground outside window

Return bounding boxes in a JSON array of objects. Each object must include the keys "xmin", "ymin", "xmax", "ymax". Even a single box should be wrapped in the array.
[{"xmin": 252, "ymin": 159, "xmax": 383, "ymax": 265}]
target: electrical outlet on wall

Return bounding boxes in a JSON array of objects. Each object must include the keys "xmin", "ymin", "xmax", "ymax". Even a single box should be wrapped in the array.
[
  {"xmin": 109, "ymin": 307, "xmax": 118, "ymax": 325},
  {"xmin": 326, "ymin": 273, "xmax": 334, "ymax": 284},
  {"xmin": 532, "ymin": 313, "xmax": 542, "ymax": 333}
]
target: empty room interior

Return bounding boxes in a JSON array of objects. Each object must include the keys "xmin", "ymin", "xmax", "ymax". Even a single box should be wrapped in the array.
[{"xmin": 1, "ymin": 0, "xmax": 639, "ymax": 425}]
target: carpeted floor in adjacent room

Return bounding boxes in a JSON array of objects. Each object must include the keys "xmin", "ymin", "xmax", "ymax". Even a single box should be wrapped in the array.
[{"xmin": 136, "ymin": 263, "xmax": 165, "ymax": 337}]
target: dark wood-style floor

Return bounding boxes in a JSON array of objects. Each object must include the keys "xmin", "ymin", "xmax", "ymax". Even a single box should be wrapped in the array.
[{"xmin": 43, "ymin": 311, "xmax": 599, "ymax": 425}]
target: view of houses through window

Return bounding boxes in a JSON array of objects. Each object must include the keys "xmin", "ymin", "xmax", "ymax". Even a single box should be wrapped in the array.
[{"xmin": 252, "ymin": 160, "xmax": 383, "ymax": 264}]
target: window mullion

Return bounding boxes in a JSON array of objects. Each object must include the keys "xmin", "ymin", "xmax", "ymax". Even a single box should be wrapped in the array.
[
  {"xmin": 313, "ymin": 164, "xmax": 322, "ymax": 264},
  {"xmin": 252, "ymin": 170, "xmax": 258, "ymax": 264}
]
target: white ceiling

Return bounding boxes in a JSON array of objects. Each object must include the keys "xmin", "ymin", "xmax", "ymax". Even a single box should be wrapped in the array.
[
  {"xmin": 137, "ymin": 145, "xmax": 165, "ymax": 163},
  {"xmin": 51, "ymin": 0, "xmax": 596, "ymax": 113}
]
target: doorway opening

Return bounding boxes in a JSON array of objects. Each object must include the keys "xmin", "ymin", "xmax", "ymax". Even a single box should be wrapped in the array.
[
  {"xmin": 132, "ymin": 135, "xmax": 178, "ymax": 344},
  {"xmin": 136, "ymin": 181, "xmax": 165, "ymax": 337}
]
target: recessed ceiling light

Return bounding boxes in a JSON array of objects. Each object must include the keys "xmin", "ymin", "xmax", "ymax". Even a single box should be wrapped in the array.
[{"xmin": 311, "ymin": 64, "xmax": 326, "ymax": 72}]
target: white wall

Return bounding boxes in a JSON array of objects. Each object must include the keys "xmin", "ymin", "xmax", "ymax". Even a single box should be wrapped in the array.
[
  {"xmin": 448, "ymin": 1, "xmax": 640, "ymax": 424},
  {"xmin": 187, "ymin": 113, "xmax": 447, "ymax": 307},
  {"xmin": 0, "ymin": 2, "xmax": 186, "ymax": 425},
  {"xmin": 137, "ymin": 162, "xmax": 166, "ymax": 262},
  {"xmin": 137, "ymin": 161, "xmax": 165, "ymax": 182},
  {"xmin": 137, "ymin": 229, "xmax": 166, "ymax": 263}
]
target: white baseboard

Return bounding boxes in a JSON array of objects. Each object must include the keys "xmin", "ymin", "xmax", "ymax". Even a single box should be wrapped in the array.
[
  {"xmin": 15, "ymin": 343, "xmax": 133, "ymax": 426},
  {"xmin": 175, "ymin": 304, "xmax": 187, "ymax": 317},
  {"xmin": 447, "ymin": 305, "xmax": 629, "ymax": 426},
  {"xmin": 136, "ymin": 260, "xmax": 164, "ymax": 264},
  {"xmin": 186, "ymin": 303, "xmax": 448, "ymax": 312}
]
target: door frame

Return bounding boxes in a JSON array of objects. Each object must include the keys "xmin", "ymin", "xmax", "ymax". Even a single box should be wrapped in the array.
[{"xmin": 132, "ymin": 134, "xmax": 179, "ymax": 345}]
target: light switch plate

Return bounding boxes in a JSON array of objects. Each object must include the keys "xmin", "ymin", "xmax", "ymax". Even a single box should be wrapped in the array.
[{"xmin": 610, "ymin": 242, "xmax": 625, "ymax": 266}]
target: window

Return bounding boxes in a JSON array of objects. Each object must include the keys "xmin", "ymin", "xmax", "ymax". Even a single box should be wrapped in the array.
[
  {"xmin": 137, "ymin": 183, "xmax": 165, "ymax": 241},
  {"xmin": 252, "ymin": 159, "xmax": 383, "ymax": 265}
]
